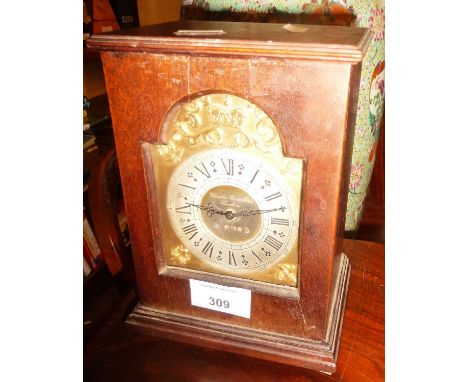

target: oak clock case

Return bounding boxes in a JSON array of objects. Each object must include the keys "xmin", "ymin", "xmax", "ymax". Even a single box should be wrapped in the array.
[
  {"xmin": 87, "ymin": 20, "xmax": 370, "ymax": 374},
  {"xmin": 144, "ymin": 93, "xmax": 303, "ymax": 292}
]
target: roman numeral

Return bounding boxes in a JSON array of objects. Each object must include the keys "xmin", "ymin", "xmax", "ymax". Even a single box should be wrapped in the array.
[
  {"xmin": 228, "ymin": 250, "xmax": 237, "ymax": 266},
  {"xmin": 202, "ymin": 241, "xmax": 214, "ymax": 258},
  {"xmin": 251, "ymin": 250, "xmax": 264, "ymax": 263},
  {"xmin": 221, "ymin": 159, "xmax": 234, "ymax": 176},
  {"xmin": 264, "ymin": 235, "xmax": 283, "ymax": 251},
  {"xmin": 182, "ymin": 224, "xmax": 198, "ymax": 240},
  {"xmin": 194, "ymin": 163, "xmax": 211, "ymax": 178},
  {"xmin": 178, "ymin": 183, "xmax": 196, "ymax": 190},
  {"xmin": 250, "ymin": 169, "xmax": 259, "ymax": 184},
  {"xmin": 175, "ymin": 205, "xmax": 191, "ymax": 214},
  {"xmin": 265, "ymin": 192, "xmax": 282, "ymax": 202},
  {"xmin": 271, "ymin": 217, "xmax": 289, "ymax": 226}
]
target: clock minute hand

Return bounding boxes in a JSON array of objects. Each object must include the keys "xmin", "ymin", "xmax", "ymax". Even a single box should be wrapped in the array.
[
  {"xmin": 234, "ymin": 206, "xmax": 286, "ymax": 217},
  {"xmin": 187, "ymin": 203, "xmax": 286, "ymax": 220}
]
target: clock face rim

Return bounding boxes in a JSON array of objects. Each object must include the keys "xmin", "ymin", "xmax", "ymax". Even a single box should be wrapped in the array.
[{"xmin": 166, "ymin": 148, "xmax": 298, "ymax": 274}]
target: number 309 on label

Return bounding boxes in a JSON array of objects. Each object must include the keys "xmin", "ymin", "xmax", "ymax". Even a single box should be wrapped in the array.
[{"xmin": 189, "ymin": 279, "xmax": 251, "ymax": 319}]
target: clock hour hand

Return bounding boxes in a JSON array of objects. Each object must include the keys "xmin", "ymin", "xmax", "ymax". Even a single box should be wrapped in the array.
[
  {"xmin": 188, "ymin": 203, "xmax": 250, "ymax": 221},
  {"xmin": 187, "ymin": 202, "xmax": 227, "ymax": 217}
]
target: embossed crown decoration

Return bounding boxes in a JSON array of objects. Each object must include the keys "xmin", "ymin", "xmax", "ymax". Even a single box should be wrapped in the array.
[
  {"xmin": 208, "ymin": 104, "xmax": 244, "ymax": 129},
  {"xmin": 159, "ymin": 93, "xmax": 283, "ymax": 162}
]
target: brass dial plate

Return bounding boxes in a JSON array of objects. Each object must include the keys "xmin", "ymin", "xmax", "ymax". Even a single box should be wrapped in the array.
[
  {"xmin": 144, "ymin": 93, "xmax": 304, "ymax": 288},
  {"xmin": 167, "ymin": 148, "xmax": 297, "ymax": 274}
]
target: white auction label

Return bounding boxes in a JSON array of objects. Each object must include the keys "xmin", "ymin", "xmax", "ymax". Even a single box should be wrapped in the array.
[{"xmin": 189, "ymin": 279, "xmax": 251, "ymax": 319}]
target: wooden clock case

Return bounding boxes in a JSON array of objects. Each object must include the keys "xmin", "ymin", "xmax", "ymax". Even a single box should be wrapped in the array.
[{"xmin": 87, "ymin": 20, "xmax": 370, "ymax": 373}]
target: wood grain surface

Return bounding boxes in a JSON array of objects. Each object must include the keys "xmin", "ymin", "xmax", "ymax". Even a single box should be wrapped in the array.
[
  {"xmin": 95, "ymin": 47, "xmax": 362, "ymax": 339},
  {"xmin": 87, "ymin": 20, "xmax": 371, "ymax": 62},
  {"xmin": 87, "ymin": 20, "xmax": 370, "ymax": 372},
  {"xmin": 84, "ymin": 239, "xmax": 384, "ymax": 382}
]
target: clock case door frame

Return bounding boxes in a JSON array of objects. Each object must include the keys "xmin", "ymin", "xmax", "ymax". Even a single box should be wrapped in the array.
[
  {"xmin": 91, "ymin": 22, "xmax": 369, "ymax": 373},
  {"xmin": 141, "ymin": 91, "xmax": 303, "ymax": 298}
]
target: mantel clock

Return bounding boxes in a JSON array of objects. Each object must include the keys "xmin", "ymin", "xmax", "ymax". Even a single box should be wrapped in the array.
[{"xmin": 88, "ymin": 20, "xmax": 370, "ymax": 373}]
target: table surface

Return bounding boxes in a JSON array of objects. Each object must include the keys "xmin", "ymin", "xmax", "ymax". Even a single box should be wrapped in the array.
[{"xmin": 84, "ymin": 239, "xmax": 384, "ymax": 382}]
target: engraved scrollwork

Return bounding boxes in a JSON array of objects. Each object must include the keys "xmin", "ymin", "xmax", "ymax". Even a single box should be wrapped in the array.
[
  {"xmin": 170, "ymin": 245, "xmax": 192, "ymax": 265},
  {"xmin": 203, "ymin": 128, "xmax": 223, "ymax": 145},
  {"xmin": 280, "ymin": 158, "xmax": 302, "ymax": 176},
  {"xmin": 161, "ymin": 93, "xmax": 284, "ymax": 159},
  {"xmin": 233, "ymin": 132, "xmax": 249, "ymax": 148},
  {"xmin": 252, "ymin": 117, "xmax": 281, "ymax": 153},
  {"xmin": 275, "ymin": 263, "xmax": 297, "ymax": 286},
  {"xmin": 157, "ymin": 144, "xmax": 184, "ymax": 163}
]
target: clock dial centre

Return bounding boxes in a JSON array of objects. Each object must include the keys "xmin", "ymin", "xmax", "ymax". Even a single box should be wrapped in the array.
[
  {"xmin": 200, "ymin": 185, "xmax": 262, "ymax": 243},
  {"xmin": 166, "ymin": 147, "xmax": 299, "ymax": 274}
]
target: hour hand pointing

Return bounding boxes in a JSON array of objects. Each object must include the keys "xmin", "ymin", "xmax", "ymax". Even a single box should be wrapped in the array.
[{"xmin": 187, "ymin": 202, "xmax": 226, "ymax": 217}]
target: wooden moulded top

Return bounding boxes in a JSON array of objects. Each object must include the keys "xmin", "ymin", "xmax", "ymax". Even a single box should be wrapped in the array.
[{"xmin": 87, "ymin": 20, "xmax": 371, "ymax": 63}]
